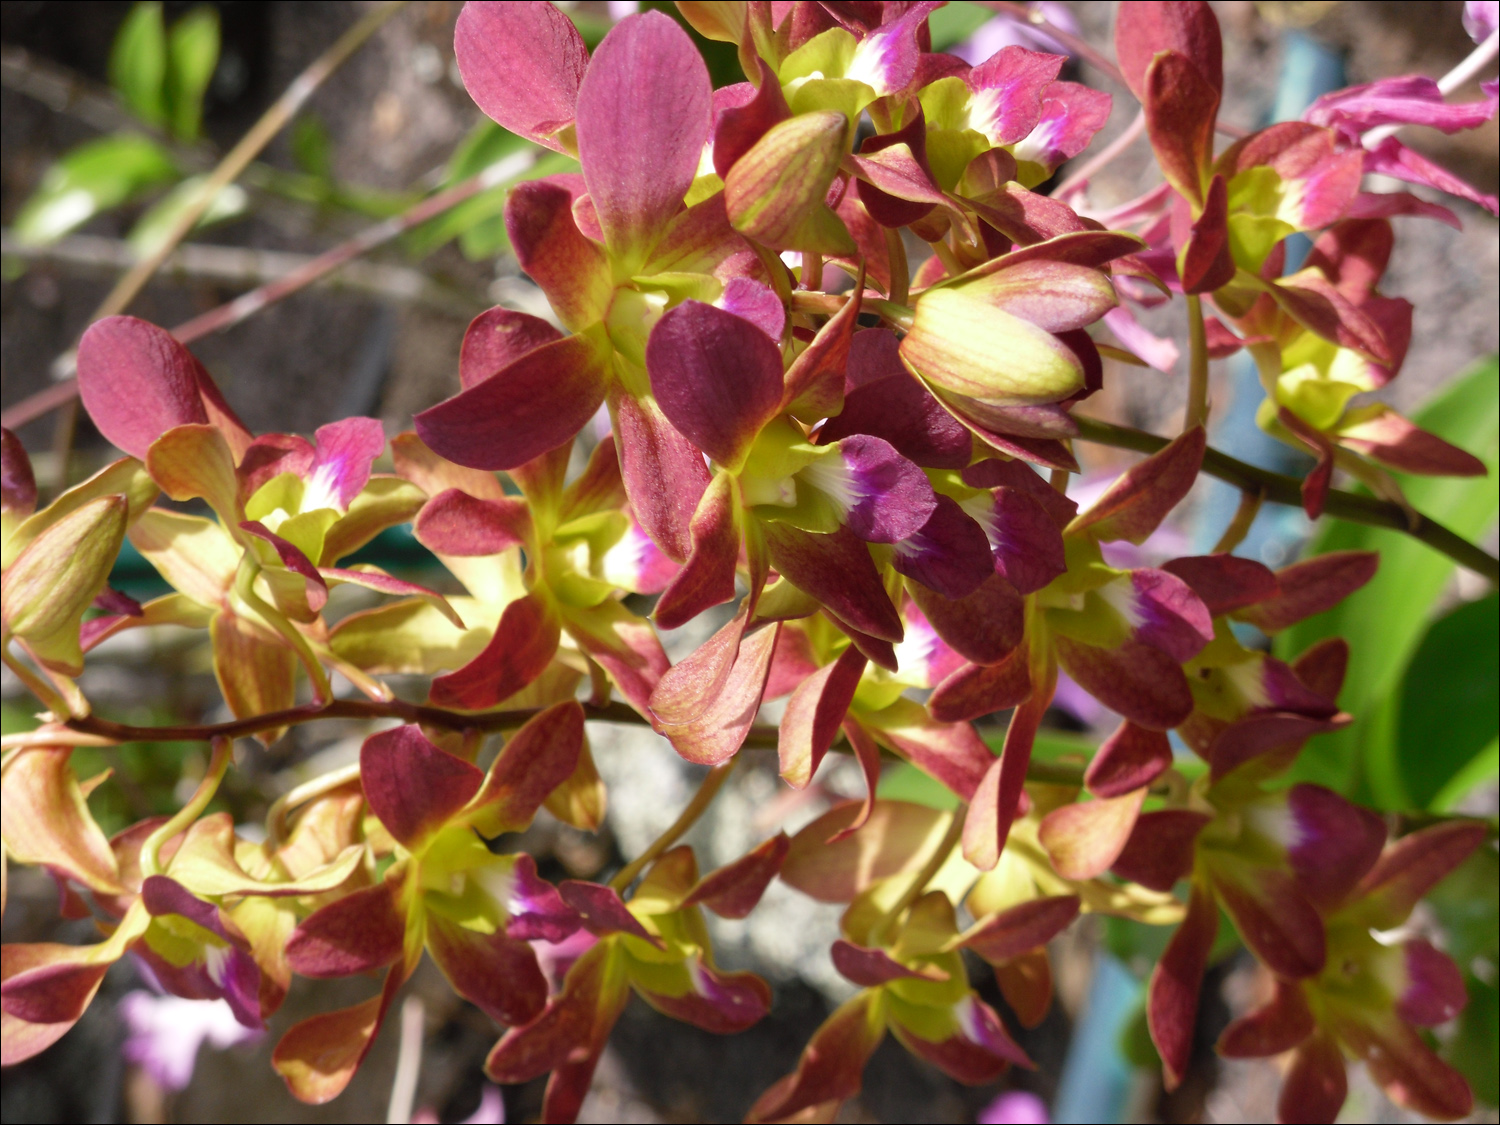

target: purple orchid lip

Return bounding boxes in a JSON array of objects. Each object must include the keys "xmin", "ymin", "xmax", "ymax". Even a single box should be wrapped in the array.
[{"xmin": 802, "ymin": 435, "xmax": 936, "ymax": 544}]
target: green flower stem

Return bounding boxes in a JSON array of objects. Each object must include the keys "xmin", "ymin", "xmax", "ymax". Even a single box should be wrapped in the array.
[
  {"xmin": 609, "ymin": 757, "xmax": 738, "ymax": 893},
  {"xmin": 1184, "ymin": 294, "xmax": 1211, "ymax": 432},
  {"xmin": 874, "ymin": 801, "xmax": 967, "ymax": 944},
  {"xmin": 140, "ymin": 735, "xmax": 232, "ymax": 877},
  {"xmin": 1073, "ymin": 415, "xmax": 1500, "ymax": 582},
  {"xmin": 1212, "ymin": 488, "xmax": 1264, "ymax": 554}
]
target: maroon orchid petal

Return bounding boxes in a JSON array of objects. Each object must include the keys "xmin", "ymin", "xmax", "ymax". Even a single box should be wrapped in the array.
[
  {"xmin": 1115, "ymin": 0, "xmax": 1222, "ymax": 103},
  {"xmin": 824, "ymin": 717, "xmax": 884, "ymax": 843},
  {"xmin": 1285, "ymin": 784, "xmax": 1386, "ymax": 910},
  {"xmin": 469, "ymin": 701, "xmax": 585, "ymax": 836},
  {"xmin": 822, "ymin": 362, "xmax": 972, "ymax": 472},
  {"xmin": 1363, "ymin": 134, "xmax": 1500, "ymax": 215},
  {"xmin": 426, "ymin": 913, "xmax": 547, "ymax": 1028},
  {"xmin": 1066, "ymin": 427, "xmax": 1206, "ymax": 544},
  {"xmin": 1396, "ymin": 939, "xmax": 1468, "ymax": 1028},
  {"xmin": 454, "ymin": 1, "xmax": 586, "ymax": 152},
  {"xmin": 907, "ymin": 572, "xmax": 1024, "ymax": 667},
  {"xmin": 361, "ymin": 725, "xmax": 483, "ymax": 849},
  {"xmin": 238, "ymin": 521, "xmax": 329, "ymax": 613},
  {"xmin": 1293, "ymin": 636, "xmax": 1349, "ymax": 701},
  {"xmin": 504, "ymin": 179, "xmax": 613, "ymax": 330},
  {"xmin": 1052, "ymin": 635, "xmax": 1194, "ymax": 730},
  {"xmin": 963, "ymin": 458, "xmax": 1078, "ymax": 528},
  {"xmin": 414, "ymin": 333, "xmax": 610, "ymax": 472},
  {"xmin": 764, "ymin": 625, "xmax": 819, "ymax": 698},
  {"xmin": 928, "ymin": 644, "xmax": 1032, "ymax": 723},
  {"xmin": 1017, "ymin": 80, "xmax": 1114, "ymax": 175},
  {"xmin": 561, "ymin": 600, "xmax": 670, "ymax": 716},
  {"xmin": 762, "ymin": 523, "xmax": 903, "ymax": 642},
  {"xmin": 1353, "ymin": 821, "xmax": 1488, "ymax": 930},
  {"xmin": 638, "ymin": 961, "xmax": 773, "ymax": 1034},
  {"xmin": 558, "ymin": 881, "xmax": 661, "ymax": 946},
  {"xmin": 1345, "ymin": 188, "xmax": 1461, "ymax": 228},
  {"xmin": 853, "ymin": 104, "xmax": 939, "ymax": 227},
  {"xmin": 977, "ymin": 485, "xmax": 1068, "ymax": 595},
  {"xmin": 683, "ymin": 834, "xmax": 790, "ymax": 920},
  {"xmin": 92, "ymin": 585, "xmax": 142, "ymax": 618},
  {"xmin": 1085, "ymin": 722, "xmax": 1173, "ymax": 798},
  {"xmin": 831, "ymin": 941, "xmax": 938, "ymax": 987},
  {"xmin": 745, "ymin": 992, "xmax": 885, "ymax": 1124},
  {"xmin": 576, "ymin": 12, "xmax": 711, "ymax": 262},
  {"xmin": 1208, "ymin": 864, "xmax": 1325, "ymax": 978},
  {"xmin": 657, "ymin": 621, "xmax": 780, "ymax": 766},
  {"xmin": 1111, "ymin": 809, "xmax": 1211, "ymax": 892},
  {"xmin": 1174, "ymin": 174, "xmax": 1235, "ymax": 293},
  {"xmin": 714, "ymin": 57, "xmax": 791, "ymax": 179},
  {"xmin": 718, "ymin": 276, "xmax": 786, "ymax": 342},
  {"xmin": 414, "ymin": 488, "xmax": 530, "ymax": 556},
  {"xmin": 506, "ymin": 854, "xmax": 580, "ymax": 943},
  {"xmin": 814, "ymin": 435, "xmax": 937, "ymax": 544},
  {"xmin": 1267, "ymin": 272, "xmax": 1395, "ymax": 365},
  {"xmin": 783, "ymin": 281, "xmax": 861, "ymax": 419},
  {"xmin": 963, "ymin": 685, "xmax": 1049, "ymax": 870},
  {"xmin": 1336, "ymin": 405, "xmax": 1488, "ymax": 477},
  {"xmin": 1233, "ymin": 551, "xmax": 1377, "ymax": 633},
  {"xmin": 869, "ymin": 705, "xmax": 993, "ymax": 803},
  {"xmin": 648, "ymin": 300, "xmax": 784, "ymax": 470},
  {"xmin": 1276, "ymin": 1031, "xmax": 1347, "ymax": 1125},
  {"xmin": 1039, "ymin": 788, "xmax": 1147, "ymax": 880},
  {"xmin": 652, "ymin": 607, "xmax": 749, "ymax": 727},
  {"xmin": 653, "ymin": 471, "xmax": 741, "ymax": 630},
  {"xmin": 285, "ymin": 881, "xmax": 406, "ymax": 978},
  {"xmin": 967, "ymin": 45, "xmax": 1064, "ymax": 142},
  {"xmin": 428, "ymin": 593, "xmax": 559, "ymax": 710},
  {"xmin": 273, "ymin": 964, "xmax": 405, "ymax": 1104},
  {"xmin": 1148, "ymin": 881, "xmax": 1218, "ymax": 1090},
  {"xmin": 1335, "ymin": 1014, "xmax": 1473, "ymax": 1121},
  {"xmin": 1218, "ymin": 978, "xmax": 1316, "ymax": 1058},
  {"xmin": 77, "ymin": 316, "xmax": 210, "ymax": 458},
  {"xmin": 1143, "ymin": 51, "xmax": 1218, "ymax": 204},
  {"xmin": 613, "ymin": 389, "xmax": 712, "ymax": 562},
  {"xmin": 1208, "ymin": 712, "xmax": 1347, "ymax": 781},
  {"xmin": 459, "ymin": 307, "xmax": 564, "ymax": 390},
  {"xmin": 1, "ymin": 428, "xmax": 37, "ymax": 518},
  {"xmin": 891, "ymin": 495, "xmax": 995, "ymax": 600},
  {"xmin": 892, "ymin": 996, "xmax": 1030, "ymax": 1083},
  {"xmin": 1125, "ymin": 568, "xmax": 1214, "ymax": 662},
  {"xmin": 963, "ymin": 895, "xmax": 1081, "ymax": 964},
  {"xmin": 1161, "ymin": 555, "xmax": 1278, "ymax": 616},
  {"xmin": 779, "ymin": 646, "xmax": 866, "ymax": 788}
]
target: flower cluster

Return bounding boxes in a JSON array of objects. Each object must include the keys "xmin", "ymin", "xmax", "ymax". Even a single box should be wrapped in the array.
[{"xmin": 2, "ymin": 4, "xmax": 1494, "ymax": 1123}]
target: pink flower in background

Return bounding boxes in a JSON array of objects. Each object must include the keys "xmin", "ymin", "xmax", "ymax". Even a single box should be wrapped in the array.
[
  {"xmin": 119, "ymin": 991, "xmax": 260, "ymax": 1091},
  {"xmin": 978, "ymin": 1089, "xmax": 1050, "ymax": 1124},
  {"xmin": 952, "ymin": 4, "xmax": 1079, "ymax": 62}
]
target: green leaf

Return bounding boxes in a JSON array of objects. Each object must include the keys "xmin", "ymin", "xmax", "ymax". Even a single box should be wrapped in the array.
[
  {"xmin": 926, "ymin": 1, "xmax": 993, "ymax": 52},
  {"xmin": 109, "ymin": 2, "xmax": 168, "ymax": 128},
  {"xmin": 1395, "ymin": 592, "xmax": 1499, "ymax": 809},
  {"xmin": 291, "ymin": 114, "xmax": 335, "ymax": 182},
  {"xmin": 877, "ymin": 761, "xmax": 959, "ymax": 809},
  {"xmin": 164, "ymin": 6, "xmax": 220, "ymax": 141},
  {"xmin": 1277, "ymin": 356, "xmax": 1500, "ymax": 799},
  {"xmin": 126, "ymin": 174, "xmax": 248, "ymax": 256},
  {"xmin": 12, "ymin": 134, "xmax": 179, "ymax": 247}
]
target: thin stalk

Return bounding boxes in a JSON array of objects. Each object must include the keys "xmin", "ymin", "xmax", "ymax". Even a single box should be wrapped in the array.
[
  {"xmin": 927, "ymin": 237, "xmax": 965, "ymax": 280},
  {"xmin": 1073, "ymin": 415, "xmax": 1500, "ymax": 582},
  {"xmin": 266, "ymin": 762, "xmax": 363, "ymax": 847},
  {"xmin": 386, "ymin": 995, "xmax": 425, "ymax": 1125},
  {"xmin": 1212, "ymin": 489, "xmax": 1264, "ymax": 554},
  {"xmin": 884, "ymin": 226, "xmax": 910, "ymax": 307},
  {"xmin": 1184, "ymin": 293, "xmax": 1210, "ymax": 432},
  {"xmin": 140, "ymin": 736, "xmax": 232, "ymax": 877},
  {"xmin": 610, "ymin": 759, "xmax": 738, "ymax": 892},
  {"xmin": 878, "ymin": 803, "xmax": 967, "ymax": 937},
  {"xmin": 1051, "ymin": 108, "xmax": 1146, "ymax": 199},
  {"xmin": 89, "ymin": 2, "xmax": 405, "ymax": 326}
]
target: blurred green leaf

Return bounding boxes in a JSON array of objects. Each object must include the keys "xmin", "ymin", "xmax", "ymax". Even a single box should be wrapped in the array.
[
  {"xmin": 1427, "ymin": 847, "xmax": 1499, "ymax": 1106},
  {"xmin": 1430, "ymin": 737, "xmax": 1499, "ymax": 813},
  {"xmin": 126, "ymin": 174, "xmax": 249, "ymax": 256},
  {"xmin": 877, "ymin": 761, "xmax": 959, "ymax": 809},
  {"xmin": 291, "ymin": 114, "xmax": 335, "ymax": 182},
  {"xmin": 566, "ymin": 8, "xmax": 614, "ymax": 50},
  {"xmin": 1395, "ymin": 592, "xmax": 1499, "ymax": 809},
  {"xmin": 405, "ymin": 121, "xmax": 574, "ymax": 260},
  {"xmin": 164, "ymin": 6, "xmax": 220, "ymax": 140},
  {"xmin": 13, "ymin": 134, "xmax": 178, "ymax": 247},
  {"xmin": 1278, "ymin": 356, "xmax": 1500, "ymax": 799},
  {"xmin": 109, "ymin": 2, "xmax": 168, "ymax": 128},
  {"xmin": 927, "ymin": 1, "xmax": 993, "ymax": 51}
]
